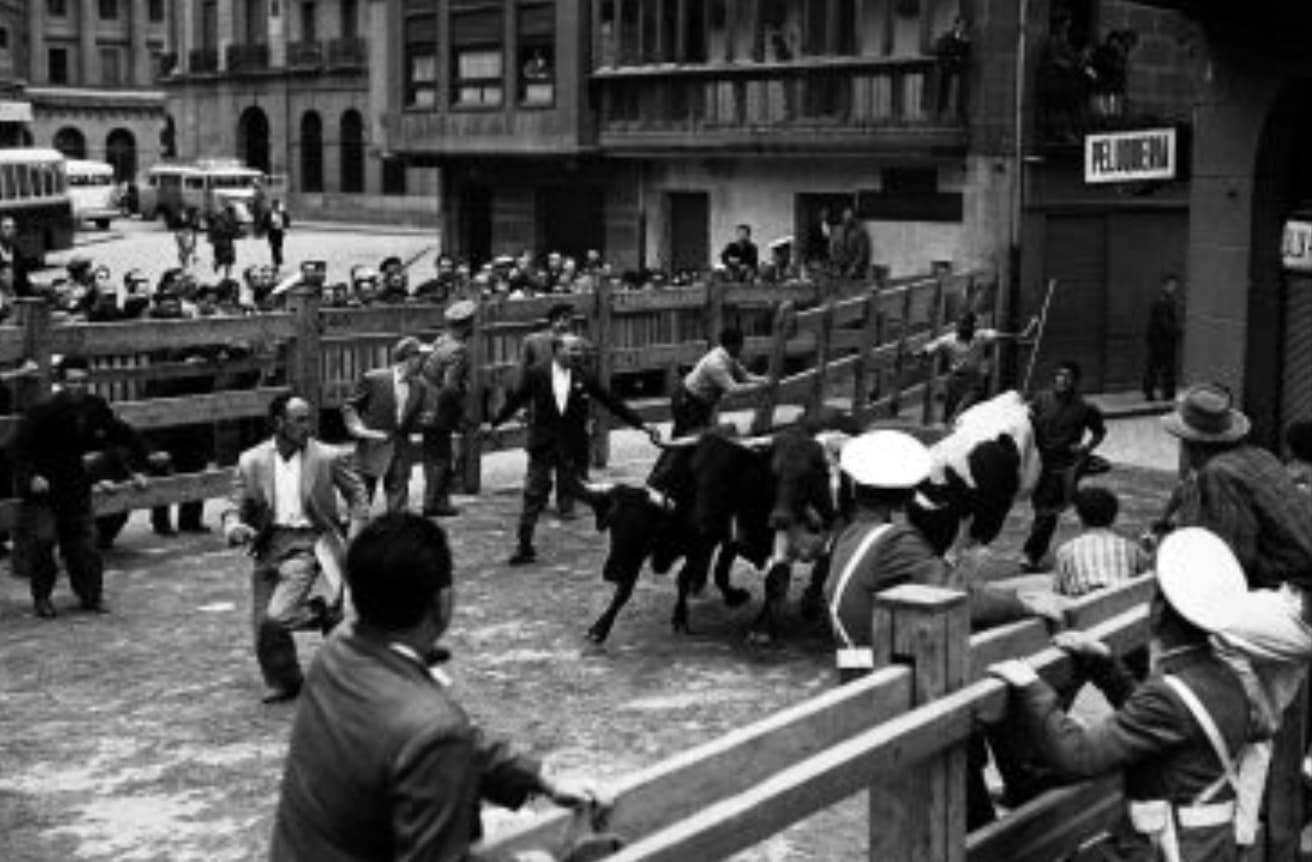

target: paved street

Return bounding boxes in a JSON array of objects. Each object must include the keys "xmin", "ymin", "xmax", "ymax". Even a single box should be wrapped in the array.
[{"xmin": 36, "ymin": 217, "xmax": 441, "ymax": 289}]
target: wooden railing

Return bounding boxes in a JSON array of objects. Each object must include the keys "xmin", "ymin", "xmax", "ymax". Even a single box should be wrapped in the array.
[
  {"xmin": 474, "ymin": 574, "xmax": 1308, "ymax": 861},
  {"xmin": 0, "ymin": 270, "xmax": 997, "ymax": 529}
]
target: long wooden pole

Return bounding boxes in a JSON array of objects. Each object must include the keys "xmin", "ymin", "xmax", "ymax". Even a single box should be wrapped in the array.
[{"xmin": 1021, "ymin": 277, "xmax": 1056, "ymax": 395}]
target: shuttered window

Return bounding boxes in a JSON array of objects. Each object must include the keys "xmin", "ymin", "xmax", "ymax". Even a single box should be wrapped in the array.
[{"xmin": 451, "ymin": 4, "xmax": 503, "ymax": 108}]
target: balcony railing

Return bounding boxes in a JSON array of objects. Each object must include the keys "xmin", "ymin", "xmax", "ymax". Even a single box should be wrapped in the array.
[
  {"xmin": 226, "ymin": 43, "xmax": 271, "ymax": 72},
  {"xmin": 593, "ymin": 57, "xmax": 965, "ymax": 151},
  {"xmin": 287, "ymin": 40, "xmax": 324, "ymax": 68},
  {"xmin": 188, "ymin": 49, "xmax": 219, "ymax": 74},
  {"xmin": 326, "ymin": 37, "xmax": 367, "ymax": 68}
]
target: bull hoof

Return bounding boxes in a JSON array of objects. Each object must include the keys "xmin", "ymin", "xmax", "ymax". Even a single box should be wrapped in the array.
[
  {"xmin": 723, "ymin": 587, "xmax": 751, "ymax": 608},
  {"xmin": 745, "ymin": 629, "xmax": 774, "ymax": 646},
  {"xmin": 585, "ymin": 626, "xmax": 609, "ymax": 645}
]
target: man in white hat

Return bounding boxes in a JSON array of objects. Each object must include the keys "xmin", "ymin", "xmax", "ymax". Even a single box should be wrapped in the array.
[
  {"xmin": 990, "ymin": 527, "xmax": 1252, "ymax": 862},
  {"xmin": 418, "ymin": 300, "xmax": 477, "ymax": 517},
  {"xmin": 825, "ymin": 429, "xmax": 1066, "ymax": 828}
]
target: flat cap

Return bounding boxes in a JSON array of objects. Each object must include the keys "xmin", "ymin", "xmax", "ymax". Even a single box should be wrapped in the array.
[{"xmin": 444, "ymin": 299, "xmax": 477, "ymax": 324}]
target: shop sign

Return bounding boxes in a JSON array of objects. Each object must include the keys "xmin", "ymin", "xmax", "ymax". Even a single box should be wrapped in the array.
[
  {"xmin": 1283, "ymin": 218, "xmax": 1312, "ymax": 273},
  {"xmin": 0, "ymin": 101, "xmax": 32, "ymax": 123},
  {"xmin": 1084, "ymin": 128, "xmax": 1178, "ymax": 184}
]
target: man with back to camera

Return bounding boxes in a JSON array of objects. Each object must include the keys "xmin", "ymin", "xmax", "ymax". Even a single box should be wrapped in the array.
[
  {"xmin": 222, "ymin": 392, "xmax": 369, "ymax": 704},
  {"xmin": 270, "ymin": 512, "xmax": 602, "ymax": 861},
  {"xmin": 419, "ymin": 299, "xmax": 476, "ymax": 517}
]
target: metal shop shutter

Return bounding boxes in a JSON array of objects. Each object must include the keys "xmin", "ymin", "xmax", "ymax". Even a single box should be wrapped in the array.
[{"xmin": 1281, "ymin": 273, "xmax": 1312, "ymax": 429}]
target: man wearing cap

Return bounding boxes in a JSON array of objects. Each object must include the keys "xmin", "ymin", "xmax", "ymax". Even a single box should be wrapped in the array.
[
  {"xmin": 826, "ymin": 429, "xmax": 1065, "ymax": 827},
  {"xmin": 990, "ymin": 528, "xmax": 1252, "ymax": 862},
  {"xmin": 1161, "ymin": 382, "xmax": 1312, "ymax": 848},
  {"xmin": 1021, "ymin": 360, "xmax": 1106, "ymax": 572},
  {"xmin": 419, "ymin": 300, "xmax": 476, "ymax": 517},
  {"xmin": 488, "ymin": 334, "xmax": 660, "ymax": 566},
  {"xmin": 343, "ymin": 337, "xmax": 429, "ymax": 514}
]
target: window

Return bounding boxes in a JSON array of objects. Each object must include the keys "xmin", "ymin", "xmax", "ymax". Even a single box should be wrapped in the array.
[
  {"xmin": 48, "ymin": 47, "xmax": 69, "ymax": 84},
  {"xmin": 48, "ymin": 0, "xmax": 67, "ymax": 16},
  {"xmin": 518, "ymin": 2, "xmax": 554, "ymax": 107},
  {"xmin": 0, "ymin": 28, "xmax": 9, "ymax": 50},
  {"xmin": 339, "ymin": 110, "xmax": 364, "ymax": 193},
  {"xmin": 299, "ymin": 111, "xmax": 323, "ymax": 192},
  {"xmin": 148, "ymin": 0, "xmax": 165, "ymax": 21},
  {"xmin": 341, "ymin": 0, "xmax": 359, "ymax": 40},
  {"xmin": 451, "ymin": 3, "xmax": 503, "ymax": 108},
  {"xmin": 99, "ymin": 0, "xmax": 119, "ymax": 19},
  {"xmin": 382, "ymin": 157, "xmax": 407, "ymax": 196},
  {"xmin": 404, "ymin": 0, "xmax": 437, "ymax": 108},
  {"xmin": 100, "ymin": 47, "xmax": 122, "ymax": 85},
  {"xmin": 300, "ymin": 1, "xmax": 317, "ymax": 42}
]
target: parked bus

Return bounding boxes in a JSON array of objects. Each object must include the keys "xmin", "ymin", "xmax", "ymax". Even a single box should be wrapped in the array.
[
  {"xmin": 138, "ymin": 159, "xmax": 265, "ymax": 229},
  {"xmin": 65, "ymin": 158, "xmax": 120, "ymax": 229},
  {"xmin": 0, "ymin": 148, "xmax": 75, "ymax": 263}
]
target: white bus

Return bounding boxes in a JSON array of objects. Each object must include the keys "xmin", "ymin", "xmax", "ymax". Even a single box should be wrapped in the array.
[
  {"xmin": 0, "ymin": 148, "xmax": 75, "ymax": 261},
  {"xmin": 139, "ymin": 159, "xmax": 265, "ymax": 229},
  {"xmin": 65, "ymin": 158, "xmax": 119, "ymax": 229}
]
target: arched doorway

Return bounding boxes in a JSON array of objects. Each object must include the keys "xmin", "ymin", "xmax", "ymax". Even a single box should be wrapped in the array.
[
  {"xmin": 53, "ymin": 126, "xmax": 87, "ymax": 159},
  {"xmin": 339, "ymin": 109, "xmax": 364, "ymax": 193},
  {"xmin": 237, "ymin": 106, "xmax": 271, "ymax": 173},
  {"xmin": 105, "ymin": 128, "xmax": 136, "ymax": 182},
  {"xmin": 1247, "ymin": 82, "xmax": 1312, "ymax": 446},
  {"xmin": 300, "ymin": 111, "xmax": 323, "ymax": 193}
]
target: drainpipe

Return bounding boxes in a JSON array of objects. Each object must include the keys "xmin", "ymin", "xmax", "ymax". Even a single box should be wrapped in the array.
[{"xmin": 1006, "ymin": 0, "xmax": 1029, "ymax": 384}]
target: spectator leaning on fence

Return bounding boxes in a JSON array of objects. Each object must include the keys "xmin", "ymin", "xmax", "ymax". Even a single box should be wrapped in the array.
[
  {"xmin": 670, "ymin": 327, "xmax": 768, "ymax": 438},
  {"xmin": 269, "ymin": 513, "xmax": 603, "ymax": 861},
  {"xmin": 11, "ymin": 355, "xmax": 151, "ymax": 619},
  {"xmin": 1052, "ymin": 485, "xmax": 1148, "ymax": 598},
  {"xmin": 990, "ymin": 528, "xmax": 1251, "ymax": 862},
  {"xmin": 222, "ymin": 393, "xmax": 369, "ymax": 704}
]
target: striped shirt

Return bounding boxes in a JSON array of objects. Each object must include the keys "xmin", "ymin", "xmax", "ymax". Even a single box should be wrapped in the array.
[{"xmin": 1053, "ymin": 528, "xmax": 1148, "ymax": 597}]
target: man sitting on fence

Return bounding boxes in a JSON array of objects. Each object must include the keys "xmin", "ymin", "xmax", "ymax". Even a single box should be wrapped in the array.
[
  {"xmin": 990, "ymin": 527, "xmax": 1251, "ymax": 862},
  {"xmin": 670, "ymin": 328, "xmax": 769, "ymax": 439}
]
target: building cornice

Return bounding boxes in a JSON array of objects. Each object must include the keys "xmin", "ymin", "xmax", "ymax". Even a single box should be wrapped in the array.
[{"xmin": 25, "ymin": 86, "xmax": 167, "ymax": 109}]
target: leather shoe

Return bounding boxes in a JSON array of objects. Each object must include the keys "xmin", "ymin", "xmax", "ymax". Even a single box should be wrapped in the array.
[
  {"xmin": 34, "ymin": 598, "xmax": 57, "ymax": 619},
  {"xmin": 81, "ymin": 598, "xmax": 108, "ymax": 614},
  {"xmin": 508, "ymin": 545, "xmax": 537, "ymax": 566},
  {"xmin": 260, "ymin": 683, "xmax": 302, "ymax": 704},
  {"xmin": 423, "ymin": 503, "xmax": 461, "ymax": 518}
]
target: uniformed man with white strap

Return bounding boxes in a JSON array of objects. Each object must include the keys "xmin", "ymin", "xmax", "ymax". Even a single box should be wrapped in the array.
[{"xmin": 991, "ymin": 527, "xmax": 1251, "ymax": 862}]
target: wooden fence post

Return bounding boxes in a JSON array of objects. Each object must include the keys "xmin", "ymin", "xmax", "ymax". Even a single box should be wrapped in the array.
[
  {"xmin": 921, "ymin": 276, "xmax": 947, "ymax": 424},
  {"xmin": 285, "ymin": 286, "xmax": 322, "ymax": 431},
  {"xmin": 889, "ymin": 288, "xmax": 914, "ymax": 419},
  {"xmin": 751, "ymin": 300, "xmax": 793, "ymax": 434},
  {"xmin": 809, "ymin": 300, "xmax": 834, "ymax": 414},
  {"xmin": 851, "ymin": 292, "xmax": 881, "ymax": 424},
  {"xmin": 591, "ymin": 278, "xmax": 615, "ymax": 469},
  {"xmin": 13, "ymin": 297, "xmax": 53, "ymax": 412},
  {"xmin": 868, "ymin": 584, "xmax": 970, "ymax": 862},
  {"xmin": 459, "ymin": 299, "xmax": 487, "ymax": 495}
]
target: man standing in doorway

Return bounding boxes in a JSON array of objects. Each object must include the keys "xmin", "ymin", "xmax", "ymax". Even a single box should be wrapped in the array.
[
  {"xmin": 1021, "ymin": 361, "xmax": 1106, "ymax": 572},
  {"xmin": 488, "ymin": 334, "xmax": 660, "ymax": 566},
  {"xmin": 1143, "ymin": 273, "xmax": 1181, "ymax": 402}
]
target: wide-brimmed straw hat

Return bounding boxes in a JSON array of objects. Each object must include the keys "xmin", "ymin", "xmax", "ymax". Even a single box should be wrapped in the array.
[
  {"xmin": 1161, "ymin": 383, "xmax": 1250, "ymax": 443},
  {"xmin": 1155, "ymin": 527, "xmax": 1247, "ymax": 633},
  {"xmin": 839, "ymin": 430, "xmax": 932, "ymax": 489}
]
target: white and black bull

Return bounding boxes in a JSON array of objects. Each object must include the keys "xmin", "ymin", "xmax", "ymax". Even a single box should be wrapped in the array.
[{"xmin": 575, "ymin": 420, "xmax": 851, "ymax": 644}]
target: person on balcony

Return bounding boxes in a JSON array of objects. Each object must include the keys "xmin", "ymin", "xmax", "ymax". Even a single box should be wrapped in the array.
[{"xmin": 933, "ymin": 16, "xmax": 972, "ymax": 119}]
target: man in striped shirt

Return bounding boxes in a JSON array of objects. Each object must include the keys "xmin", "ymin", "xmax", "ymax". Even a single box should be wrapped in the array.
[{"xmin": 1052, "ymin": 486, "xmax": 1148, "ymax": 597}]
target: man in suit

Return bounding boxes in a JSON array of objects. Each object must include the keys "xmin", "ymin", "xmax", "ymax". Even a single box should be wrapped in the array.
[
  {"xmin": 222, "ymin": 393, "xmax": 369, "ymax": 704},
  {"xmin": 10, "ymin": 355, "xmax": 151, "ymax": 618},
  {"xmin": 488, "ymin": 334, "xmax": 661, "ymax": 566},
  {"xmin": 342, "ymin": 336, "xmax": 427, "ymax": 513},
  {"xmin": 519, "ymin": 302, "xmax": 582, "ymax": 518},
  {"xmin": 271, "ymin": 513, "xmax": 600, "ymax": 860},
  {"xmin": 419, "ymin": 300, "xmax": 475, "ymax": 517}
]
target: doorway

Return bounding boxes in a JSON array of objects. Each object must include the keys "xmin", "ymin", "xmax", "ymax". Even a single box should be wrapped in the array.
[
  {"xmin": 459, "ymin": 184, "xmax": 492, "ymax": 267},
  {"xmin": 667, "ymin": 191, "xmax": 709, "ymax": 274},
  {"xmin": 537, "ymin": 184, "xmax": 605, "ymax": 261},
  {"xmin": 237, "ymin": 106, "xmax": 270, "ymax": 173}
]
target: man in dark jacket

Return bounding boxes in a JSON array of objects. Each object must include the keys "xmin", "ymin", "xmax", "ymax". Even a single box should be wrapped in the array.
[
  {"xmin": 519, "ymin": 302, "xmax": 581, "ymax": 517},
  {"xmin": 271, "ymin": 513, "xmax": 598, "ymax": 860},
  {"xmin": 1143, "ymin": 273, "xmax": 1181, "ymax": 402},
  {"xmin": 11, "ymin": 355, "xmax": 151, "ymax": 617},
  {"xmin": 488, "ymin": 334, "xmax": 661, "ymax": 565}
]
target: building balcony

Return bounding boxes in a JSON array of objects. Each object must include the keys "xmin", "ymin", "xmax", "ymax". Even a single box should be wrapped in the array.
[
  {"xmin": 226, "ymin": 43, "xmax": 271, "ymax": 73},
  {"xmin": 592, "ymin": 57, "xmax": 966, "ymax": 154},
  {"xmin": 326, "ymin": 37, "xmax": 367, "ymax": 69},
  {"xmin": 188, "ymin": 49, "xmax": 219, "ymax": 74},
  {"xmin": 287, "ymin": 40, "xmax": 324, "ymax": 69}
]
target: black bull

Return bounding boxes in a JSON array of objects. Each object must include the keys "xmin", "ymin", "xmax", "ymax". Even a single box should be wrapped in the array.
[
  {"xmin": 574, "ymin": 414, "xmax": 1042, "ymax": 645},
  {"xmin": 574, "ymin": 427, "xmax": 840, "ymax": 644}
]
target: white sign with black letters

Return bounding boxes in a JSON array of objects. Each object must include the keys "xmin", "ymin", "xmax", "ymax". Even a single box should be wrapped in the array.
[
  {"xmin": 1283, "ymin": 218, "xmax": 1312, "ymax": 273},
  {"xmin": 1084, "ymin": 128, "xmax": 1178, "ymax": 184}
]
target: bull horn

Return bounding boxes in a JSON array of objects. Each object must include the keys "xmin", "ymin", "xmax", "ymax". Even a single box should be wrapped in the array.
[
  {"xmin": 578, "ymin": 480, "xmax": 615, "ymax": 497},
  {"xmin": 735, "ymin": 434, "xmax": 774, "ymax": 450},
  {"xmin": 643, "ymin": 486, "xmax": 676, "ymax": 512}
]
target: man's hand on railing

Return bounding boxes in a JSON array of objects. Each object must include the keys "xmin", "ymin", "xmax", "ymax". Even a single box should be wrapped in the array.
[
  {"xmin": 1052, "ymin": 630, "xmax": 1111, "ymax": 661},
  {"xmin": 129, "ymin": 472, "xmax": 149, "ymax": 491},
  {"xmin": 989, "ymin": 658, "xmax": 1039, "ymax": 689}
]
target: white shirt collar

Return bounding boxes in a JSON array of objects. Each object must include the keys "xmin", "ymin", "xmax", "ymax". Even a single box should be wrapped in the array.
[
  {"xmin": 388, "ymin": 642, "xmax": 452, "ymax": 687},
  {"xmin": 552, "ymin": 360, "xmax": 572, "ymax": 414}
]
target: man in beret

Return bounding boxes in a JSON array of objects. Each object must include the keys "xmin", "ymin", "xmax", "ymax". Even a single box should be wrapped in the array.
[
  {"xmin": 419, "ymin": 300, "xmax": 476, "ymax": 517},
  {"xmin": 342, "ymin": 337, "xmax": 428, "ymax": 513}
]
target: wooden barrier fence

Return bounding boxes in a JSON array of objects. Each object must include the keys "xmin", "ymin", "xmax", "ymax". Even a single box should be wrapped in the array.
[
  {"xmin": 0, "ymin": 269, "xmax": 999, "ymax": 527},
  {"xmin": 475, "ymin": 574, "xmax": 1308, "ymax": 861}
]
